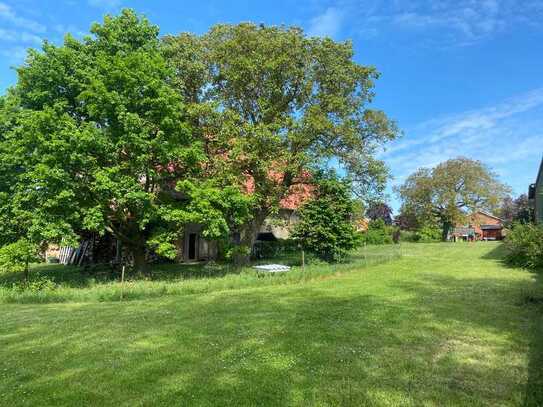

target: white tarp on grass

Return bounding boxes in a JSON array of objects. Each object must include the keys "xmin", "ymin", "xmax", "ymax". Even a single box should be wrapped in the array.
[{"xmin": 253, "ymin": 264, "xmax": 291, "ymax": 273}]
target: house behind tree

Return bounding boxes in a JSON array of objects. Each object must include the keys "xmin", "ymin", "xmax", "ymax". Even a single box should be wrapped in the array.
[{"xmin": 450, "ymin": 211, "xmax": 505, "ymax": 241}]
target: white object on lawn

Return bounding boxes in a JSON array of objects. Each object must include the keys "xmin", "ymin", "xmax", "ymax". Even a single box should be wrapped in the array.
[{"xmin": 254, "ymin": 264, "xmax": 291, "ymax": 273}]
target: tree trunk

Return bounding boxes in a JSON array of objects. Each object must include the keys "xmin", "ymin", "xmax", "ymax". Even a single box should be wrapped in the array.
[
  {"xmin": 130, "ymin": 245, "xmax": 148, "ymax": 274},
  {"xmin": 442, "ymin": 221, "xmax": 452, "ymax": 241},
  {"xmin": 233, "ymin": 210, "xmax": 268, "ymax": 266}
]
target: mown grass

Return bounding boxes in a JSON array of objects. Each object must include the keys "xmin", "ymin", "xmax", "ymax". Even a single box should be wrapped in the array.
[
  {"xmin": 0, "ymin": 242, "xmax": 542, "ymax": 406},
  {"xmin": 0, "ymin": 244, "xmax": 401, "ymax": 304}
]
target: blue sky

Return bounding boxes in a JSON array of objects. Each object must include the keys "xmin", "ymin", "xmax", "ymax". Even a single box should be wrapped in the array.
[{"xmin": 1, "ymin": 0, "xmax": 542, "ymax": 211}]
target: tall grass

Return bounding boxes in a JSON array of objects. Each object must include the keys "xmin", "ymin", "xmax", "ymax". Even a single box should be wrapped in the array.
[{"xmin": 0, "ymin": 244, "xmax": 401, "ymax": 304}]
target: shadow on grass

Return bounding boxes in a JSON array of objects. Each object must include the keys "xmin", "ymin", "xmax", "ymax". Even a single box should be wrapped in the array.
[
  {"xmin": 0, "ymin": 259, "xmax": 538, "ymax": 406},
  {"xmin": 524, "ymin": 270, "xmax": 543, "ymax": 406},
  {"xmin": 477, "ymin": 241, "xmax": 543, "ymax": 405}
]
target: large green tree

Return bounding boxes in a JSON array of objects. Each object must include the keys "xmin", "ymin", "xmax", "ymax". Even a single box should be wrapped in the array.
[
  {"xmin": 396, "ymin": 157, "xmax": 510, "ymax": 240},
  {"xmin": 0, "ymin": 10, "xmax": 251, "ymax": 270},
  {"xmin": 163, "ymin": 23, "xmax": 397, "ymax": 261}
]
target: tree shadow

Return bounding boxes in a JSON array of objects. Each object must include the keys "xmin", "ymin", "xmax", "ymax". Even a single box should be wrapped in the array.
[
  {"xmin": 524, "ymin": 270, "xmax": 543, "ymax": 406},
  {"xmin": 1, "ymin": 264, "xmax": 540, "ymax": 406}
]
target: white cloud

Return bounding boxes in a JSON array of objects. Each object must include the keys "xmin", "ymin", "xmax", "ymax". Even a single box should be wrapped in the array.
[
  {"xmin": 313, "ymin": 0, "xmax": 543, "ymax": 46},
  {"xmin": 0, "ymin": 2, "xmax": 46, "ymax": 33},
  {"xmin": 383, "ymin": 87, "xmax": 543, "ymax": 204},
  {"xmin": 307, "ymin": 7, "xmax": 344, "ymax": 38},
  {"xmin": 0, "ymin": 28, "xmax": 42, "ymax": 45},
  {"xmin": 386, "ymin": 88, "xmax": 543, "ymax": 155}
]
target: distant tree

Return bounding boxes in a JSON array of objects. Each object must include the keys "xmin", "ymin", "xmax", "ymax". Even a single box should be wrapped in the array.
[
  {"xmin": 513, "ymin": 194, "xmax": 534, "ymax": 224},
  {"xmin": 497, "ymin": 196, "xmax": 516, "ymax": 227},
  {"xmin": 366, "ymin": 202, "xmax": 393, "ymax": 225},
  {"xmin": 394, "ymin": 208, "xmax": 420, "ymax": 231},
  {"xmin": 163, "ymin": 23, "xmax": 397, "ymax": 263},
  {"xmin": 497, "ymin": 194, "xmax": 534, "ymax": 227},
  {"xmin": 292, "ymin": 174, "xmax": 361, "ymax": 262},
  {"xmin": 396, "ymin": 157, "xmax": 510, "ymax": 241}
]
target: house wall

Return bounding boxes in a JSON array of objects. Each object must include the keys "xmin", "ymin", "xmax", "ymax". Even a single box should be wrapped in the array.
[
  {"xmin": 176, "ymin": 223, "xmax": 218, "ymax": 262},
  {"xmin": 482, "ymin": 229, "xmax": 502, "ymax": 240},
  {"xmin": 471, "ymin": 212, "xmax": 501, "ymax": 226},
  {"xmin": 537, "ymin": 172, "xmax": 543, "ymax": 224},
  {"xmin": 258, "ymin": 209, "xmax": 299, "ymax": 240}
]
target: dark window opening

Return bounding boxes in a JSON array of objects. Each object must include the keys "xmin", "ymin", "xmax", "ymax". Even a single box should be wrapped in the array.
[
  {"xmin": 188, "ymin": 233, "xmax": 197, "ymax": 260},
  {"xmin": 256, "ymin": 232, "xmax": 277, "ymax": 242}
]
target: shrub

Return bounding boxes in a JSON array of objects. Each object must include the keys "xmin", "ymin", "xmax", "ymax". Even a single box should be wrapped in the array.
[
  {"xmin": 416, "ymin": 225, "xmax": 442, "ymax": 242},
  {"xmin": 504, "ymin": 223, "xmax": 543, "ymax": 269},
  {"xmin": 0, "ymin": 239, "xmax": 40, "ymax": 279},
  {"xmin": 361, "ymin": 219, "xmax": 394, "ymax": 245},
  {"xmin": 399, "ymin": 230, "xmax": 420, "ymax": 242},
  {"xmin": 12, "ymin": 275, "xmax": 57, "ymax": 293},
  {"xmin": 292, "ymin": 175, "xmax": 362, "ymax": 262}
]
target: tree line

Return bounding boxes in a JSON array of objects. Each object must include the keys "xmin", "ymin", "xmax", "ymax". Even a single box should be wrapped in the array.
[{"xmin": 0, "ymin": 9, "xmax": 397, "ymax": 270}]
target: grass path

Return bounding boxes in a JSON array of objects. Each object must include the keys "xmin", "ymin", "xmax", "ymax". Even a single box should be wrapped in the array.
[{"xmin": 1, "ymin": 243, "xmax": 542, "ymax": 406}]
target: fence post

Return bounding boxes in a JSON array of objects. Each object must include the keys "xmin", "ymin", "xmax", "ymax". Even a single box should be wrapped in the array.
[
  {"xmin": 120, "ymin": 265, "xmax": 125, "ymax": 301},
  {"xmin": 301, "ymin": 249, "xmax": 305, "ymax": 271}
]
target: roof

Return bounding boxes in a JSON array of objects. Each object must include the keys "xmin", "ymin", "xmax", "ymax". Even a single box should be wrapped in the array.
[
  {"xmin": 474, "ymin": 211, "xmax": 503, "ymax": 222},
  {"xmin": 480, "ymin": 224, "xmax": 502, "ymax": 230}
]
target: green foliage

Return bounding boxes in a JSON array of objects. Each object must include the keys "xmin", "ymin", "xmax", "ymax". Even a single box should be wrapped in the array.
[
  {"xmin": 504, "ymin": 223, "xmax": 543, "ymax": 269},
  {"xmin": 396, "ymin": 157, "xmax": 510, "ymax": 240},
  {"xmin": 0, "ymin": 10, "xmax": 251, "ymax": 268},
  {"xmin": 360, "ymin": 219, "xmax": 394, "ymax": 245},
  {"xmin": 292, "ymin": 174, "xmax": 361, "ymax": 262},
  {"xmin": 163, "ymin": 23, "xmax": 397, "ymax": 252},
  {"xmin": 416, "ymin": 224, "xmax": 443, "ymax": 242},
  {"xmin": 399, "ymin": 230, "xmax": 420, "ymax": 242},
  {"xmin": 0, "ymin": 240, "xmax": 40, "ymax": 275}
]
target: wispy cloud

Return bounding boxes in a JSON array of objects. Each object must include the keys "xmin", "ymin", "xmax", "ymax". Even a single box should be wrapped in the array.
[
  {"xmin": 0, "ymin": 28, "xmax": 42, "ymax": 45},
  {"xmin": 309, "ymin": 0, "xmax": 543, "ymax": 46},
  {"xmin": 386, "ymin": 88, "xmax": 543, "ymax": 155},
  {"xmin": 383, "ymin": 87, "xmax": 543, "ymax": 203},
  {"xmin": 0, "ymin": 2, "xmax": 45, "ymax": 33},
  {"xmin": 307, "ymin": 7, "xmax": 344, "ymax": 38}
]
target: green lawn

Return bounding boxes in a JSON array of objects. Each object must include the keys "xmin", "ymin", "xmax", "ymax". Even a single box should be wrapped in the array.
[{"xmin": 1, "ymin": 243, "xmax": 542, "ymax": 406}]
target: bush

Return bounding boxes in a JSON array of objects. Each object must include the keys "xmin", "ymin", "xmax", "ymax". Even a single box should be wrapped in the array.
[
  {"xmin": 416, "ymin": 225, "xmax": 442, "ymax": 242},
  {"xmin": 0, "ymin": 240, "xmax": 40, "ymax": 278},
  {"xmin": 361, "ymin": 219, "xmax": 395, "ymax": 245},
  {"xmin": 292, "ymin": 175, "xmax": 362, "ymax": 262},
  {"xmin": 397, "ymin": 225, "xmax": 441, "ymax": 243},
  {"xmin": 252, "ymin": 239, "xmax": 298, "ymax": 259},
  {"xmin": 504, "ymin": 223, "xmax": 543, "ymax": 269},
  {"xmin": 399, "ymin": 230, "xmax": 420, "ymax": 242}
]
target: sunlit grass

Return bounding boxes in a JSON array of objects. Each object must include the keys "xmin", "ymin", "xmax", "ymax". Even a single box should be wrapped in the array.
[
  {"xmin": 0, "ymin": 242, "xmax": 541, "ymax": 406},
  {"xmin": 0, "ymin": 244, "xmax": 401, "ymax": 304}
]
